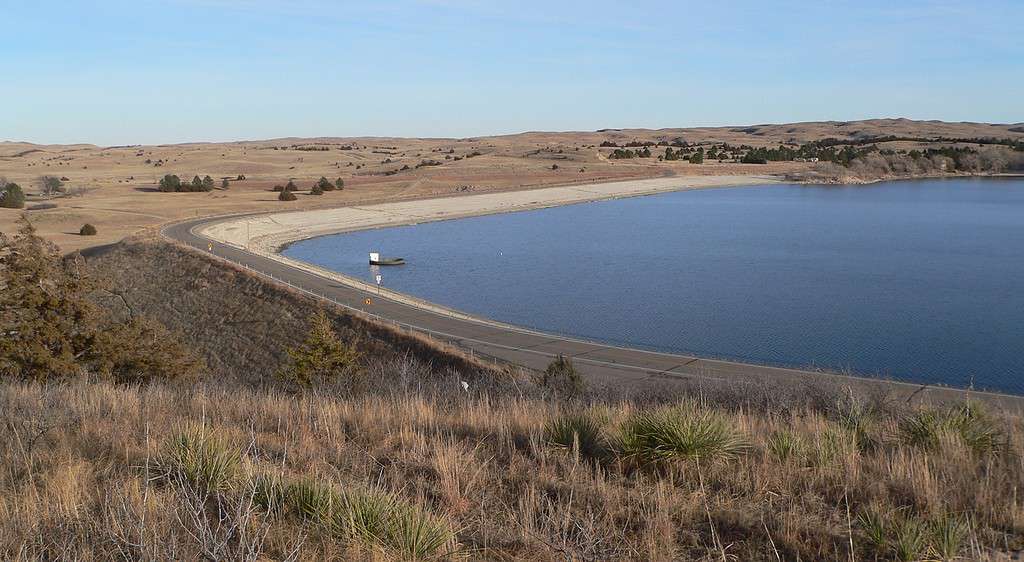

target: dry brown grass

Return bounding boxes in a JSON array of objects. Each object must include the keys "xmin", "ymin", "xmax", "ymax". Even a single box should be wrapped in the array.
[
  {"xmin": 2, "ymin": 375, "xmax": 1022, "ymax": 561},
  {"xmin": 5, "ymin": 118, "xmax": 1021, "ymax": 254},
  {"xmin": 83, "ymin": 239, "xmax": 498, "ymax": 385}
]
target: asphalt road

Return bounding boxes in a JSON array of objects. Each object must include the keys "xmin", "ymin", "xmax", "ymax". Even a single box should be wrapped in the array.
[{"xmin": 162, "ymin": 215, "xmax": 1023, "ymax": 409}]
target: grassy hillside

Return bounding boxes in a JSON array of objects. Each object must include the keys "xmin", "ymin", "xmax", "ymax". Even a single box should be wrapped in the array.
[
  {"xmin": 84, "ymin": 239, "xmax": 497, "ymax": 385},
  {"xmin": 2, "ymin": 225, "xmax": 1023, "ymax": 560},
  {"xmin": 2, "ymin": 375, "xmax": 1022, "ymax": 560}
]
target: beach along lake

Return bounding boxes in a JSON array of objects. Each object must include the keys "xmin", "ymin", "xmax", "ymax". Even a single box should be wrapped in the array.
[{"xmin": 283, "ymin": 177, "xmax": 1024, "ymax": 394}]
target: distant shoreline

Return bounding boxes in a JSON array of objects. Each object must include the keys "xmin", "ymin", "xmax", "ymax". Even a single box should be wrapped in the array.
[{"xmin": 789, "ymin": 170, "xmax": 1024, "ymax": 186}]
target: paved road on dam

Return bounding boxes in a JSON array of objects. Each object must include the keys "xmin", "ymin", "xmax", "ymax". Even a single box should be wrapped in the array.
[{"xmin": 162, "ymin": 213, "xmax": 1022, "ymax": 409}]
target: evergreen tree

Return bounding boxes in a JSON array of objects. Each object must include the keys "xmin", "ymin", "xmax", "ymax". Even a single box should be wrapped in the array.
[
  {"xmin": 277, "ymin": 310, "xmax": 361, "ymax": 388},
  {"xmin": 334, "ymin": 178, "xmax": 345, "ymax": 190},
  {"xmin": 1, "ymin": 182, "xmax": 25, "ymax": 209},
  {"xmin": 202, "ymin": 175, "xmax": 215, "ymax": 191},
  {"xmin": 541, "ymin": 355, "xmax": 585, "ymax": 396},
  {"xmin": 316, "ymin": 176, "xmax": 334, "ymax": 191},
  {"xmin": 0, "ymin": 218, "xmax": 200, "ymax": 383},
  {"xmin": 158, "ymin": 174, "xmax": 181, "ymax": 192}
]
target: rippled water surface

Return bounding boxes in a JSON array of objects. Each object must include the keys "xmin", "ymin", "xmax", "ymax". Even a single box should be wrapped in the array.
[{"xmin": 284, "ymin": 178, "xmax": 1024, "ymax": 393}]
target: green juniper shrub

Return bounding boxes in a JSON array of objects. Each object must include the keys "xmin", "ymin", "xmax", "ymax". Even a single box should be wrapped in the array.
[
  {"xmin": 0, "ymin": 218, "xmax": 202, "ymax": 383},
  {"xmin": 158, "ymin": 174, "xmax": 182, "ymax": 192},
  {"xmin": 277, "ymin": 310, "xmax": 361, "ymax": 388},
  {"xmin": 316, "ymin": 176, "xmax": 334, "ymax": 192},
  {"xmin": 541, "ymin": 355, "xmax": 584, "ymax": 396},
  {"xmin": 1, "ymin": 182, "xmax": 25, "ymax": 209}
]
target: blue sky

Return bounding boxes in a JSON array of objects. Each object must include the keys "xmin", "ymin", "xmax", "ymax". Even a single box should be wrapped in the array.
[{"xmin": 2, "ymin": 1, "xmax": 1022, "ymax": 145}]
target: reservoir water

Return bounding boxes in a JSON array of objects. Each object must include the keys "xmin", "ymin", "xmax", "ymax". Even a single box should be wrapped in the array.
[{"xmin": 283, "ymin": 178, "xmax": 1024, "ymax": 394}]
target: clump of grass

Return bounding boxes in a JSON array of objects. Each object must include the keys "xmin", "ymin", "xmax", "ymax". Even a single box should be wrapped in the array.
[
  {"xmin": 897, "ymin": 410, "xmax": 946, "ymax": 451},
  {"xmin": 859, "ymin": 507, "xmax": 967, "ymax": 562},
  {"xmin": 857, "ymin": 506, "xmax": 889, "ymax": 556},
  {"xmin": 896, "ymin": 403, "xmax": 1004, "ymax": 455},
  {"xmin": 340, "ymin": 489, "xmax": 395, "ymax": 542},
  {"xmin": 376, "ymin": 498, "xmax": 460, "ymax": 560},
  {"xmin": 341, "ymin": 489, "xmax": 460, "ymax": 560},
  {"xmin": 891, "ymin": 517, "xmax": 929, "ymax": 562},
  {"xmin": 766, "ymin": 430, "xmax": 805, "ymax": 462},
  {"xmin": 945, "ymin": 402, "xmax": 1003, "ymax": 455},
  {"xmin": 810, "ymin": 426, "xmax": 857, "ymax": 468},
  {"xmin": 163, "ymin": 424, "xmax": 240, "ymax": 492},
  {"xmin": 280, "ymin": 480, "xmax": 461, "ymax": 559},
  {"xmin": 617, "ymin": 405, "xmax": 749, "ymax": 467},
  {"xmin": 251, "ymin": 471, "xmax": 286, "ymax": 514},
  {"xmin": 834, "ymin": 394, "xmax": 882, "ymax": 453},
  {"xmin": 929, "ymin": 513, "xmax": 968, "ymax": 561},
  {"xmin": 286, "ymin": 478, "xmax": 340, "ymax": 526},
  {"xmin": 544, "ymin": 411, "xmax": 608, "ymax": 461}
]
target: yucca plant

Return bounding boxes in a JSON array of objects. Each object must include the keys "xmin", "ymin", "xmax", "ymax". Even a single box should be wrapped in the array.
[
  {"xmin": 766, "ymin": 430, "xmax": 804, "ymax": 463},
  {"xmin": 544, "ymin": 412, "xmax": 608, "ymax": 461},
  {"xmin": 835, "ymin": 401, "xmax": 881, "ymax": 453},
  {"xmin": 341, "ymin": 489, "xmax": 460, "ymax": 560},
  {"xmin": 812, "ymin": 426, "xmax": 858, "ymax": 468},
  {"xmin": 945, "ymin": 402, "xmax": 1003, "ymax": 456},
  {"xmin": 617, "ymin": 405, "xmax": 749, "ymax": 467},
  {"xmin": 896, "ymin": 410, "xmax": 945, "ymax": 451},
  {"xmin": 379, "ymin": 500, "xmax": 461, "ymax": 560},
  {"xmin": 857, "ymin": 506, "xmax": 888, "ymax": 555},
  {"xmin": 891, "ymin": 517, "xmax": 929, "ymax": 562},
  {"xmin": 164, "ymin": 424, "xmax": 241, "ymax": 493},
  {"xmin": 251, "ymin": 471, "xmax": 286, "ymax": 514},
  {"xmin": 929, "ymin": 513, "xmax": 968, "ymax": 561},
  {"xmin": 897, "ymin": 403, "xmax": 1005, "ymax": 456},
  {"xmin": 340, "ymin": 489, "xmax": 395, "ymax": 542},
  {"xmin": 286, "ymin": 479, "xmax": 340, "ymax": 527}
]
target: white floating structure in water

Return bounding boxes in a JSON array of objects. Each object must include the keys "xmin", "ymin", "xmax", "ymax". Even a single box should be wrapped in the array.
[{"xmin": 369, "ymin": 251, "xmax": 405, "ymax": 266}]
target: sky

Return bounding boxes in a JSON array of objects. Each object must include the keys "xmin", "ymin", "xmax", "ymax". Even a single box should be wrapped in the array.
[{"xmin": 2, "ymin": 0, "xmax": 1022, "ymax": 145}]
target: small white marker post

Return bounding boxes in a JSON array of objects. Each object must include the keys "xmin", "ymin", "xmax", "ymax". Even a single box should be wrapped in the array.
[{"xmin": 375, "ymin": 273, "xmax": 382, "ymax": 295}]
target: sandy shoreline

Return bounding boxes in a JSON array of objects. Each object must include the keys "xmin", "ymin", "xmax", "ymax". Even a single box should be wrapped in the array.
[{"xmin": 199, "ymin": 174, "xmax": 780, "ymax": 253}]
